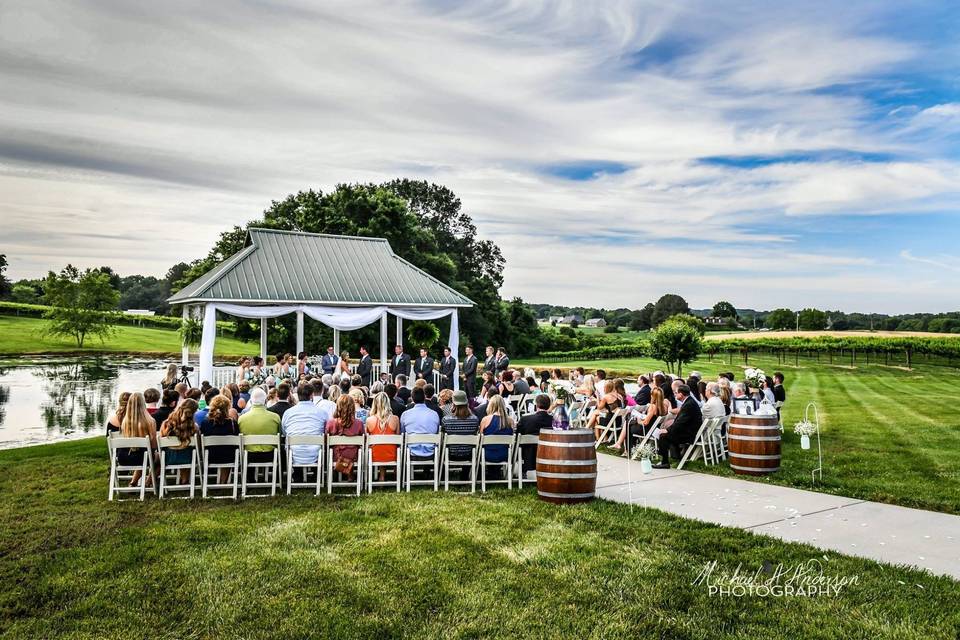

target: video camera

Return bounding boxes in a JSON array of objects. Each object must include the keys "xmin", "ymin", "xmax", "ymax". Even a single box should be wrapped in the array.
[{"xmin": 180, "ymin": 365, "xmax": 195, "ymax": 373}]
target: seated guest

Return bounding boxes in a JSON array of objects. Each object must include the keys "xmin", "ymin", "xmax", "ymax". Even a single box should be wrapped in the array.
[
  {"xmin": 588, "ymin": 378, "xmax": 624, "ymax": 441},
  {"xmin": 238, "ymin": 387, "xmax": 280, "ymax": 466},
  {"xmin": 218, "ymin": 386, "xmax": 240, "ymax": 421},
  {"xmin": 718, "ymin": 384, "xmax": 732, "ymax": 416},
  {"xmin": 653, "ymin": 384, "xmax": 702, "ymax": 469},
  {"xmin": 437, "ymin": 388, "xmax": 455, "ymax": 417},
  {"xmin": 539, "ymin": 370, "xmax": 551, "ymax": 391},
  {"xmin": 236, "ymin": 381, "xmax": 251, "ymax": 411},
  {"xmin": 400, "ymin": 387, "xmax": 440, "ymax": 461},
  {"xmin": 686, "ymin": 373, "xmax": 702, "ymax": 402},
  {"xmin": 575, "ymin": 374, "xmax": 595, "ymax": 398},
  {"xmin": 657, "ymin": 374, "xmax": 676, "ymax": 409},
  {"xmin": 516, "ymin": 394, "xmax": 553, "ymax": 472},
  {"xmin": 441, "ymin": 390, "xmax": 480, "ymax": 474},
  {"xmin": 200, "ymin": 396, "xmax": 240, "ymax": 483},
  {"xmin": 268, "ymin": 382, "xmax": 293, "ymax": 419},
  {"xmin": 144, "ymin": 387, "xmax": 160, "ymax": 414},
  {"xmin": 195, "ymin": 387, "xmax": 220, "ymax": 424},
  {"xmin": 105, "ymin": 392, "xmax": 132, "ymax": 436},
  {"xmin": 480, "ymin": 371, "xmax": 497, "ymax": 400},
  {"xmin": 550, "ymin": 368, "xmax": 563, "ymax": 382},
  {"xmin": 498, "ymin": 370, "xmax": 516, "ymax": 396},
  {"xmin": 385, "ymin": 383, "xmax": 406, "ymax": 417},
  {"xmin": 697, "ymin": 380, "xmax": 707, "ymax": 406},
  {"xmin": 152, "ymin": 389, "xmax": 180, "ymax": 430},
  {"xmin": 613, "ymin": 378, "xmax": 635, "ymax": 407},
  {"xmin": 159, "ymin": 398, "xmax": 199, "ymax": 484},
  {"xmin": 512, "ymin": 371, "xmax": 530, "ymax": 395},
  {"xmin": 174, "ymin": 382, "xmax": 188, "ymax": 401},
  {"xmin": 594, "ymin": 370, "xmax": 608, "ymax": 397},
  {"xmin": 613, "ymin": 387, "xmax": 668, "ymax": 454},
  {"xmin": 310, "ymin": 380, "xmax": 326, "ymax": 406},
  {"xmin": 525, "ymin": 377, "xmax": 541, "ymax": 396},
  {"xmin": 369, "ymin": 381, "xmax": 385, "ymax": 404},
  {"xmin": 634, "ymin": 375, "xmax": 652, "ymax": 406},
  {"xmin": 281, "ymin": 384, "xmax": 328, "ymax": 467},
  {"xmin": 422, "ymin": 384, "xmax": 444, "ymax": 423},
  {"xmin": 326, "ymin": 395, "xmax": 364, "ymax": 479},
  {"xmin": 115, "ymin": 392, "xmax": 159, "ymax": 487},
  {"xmin": 366, "ymin": 392, "xmax": 400, "ymax": 482},
  {"xmin": 479, "ymin": 395, "xmax": 514, "ymax": 477},
  {"xmin": 395, "ymin": 375, "xmax": 411, "ymax": 404},
  {"xmin": 161, "ymin": 364, "xmax": 179, "ymax": 391},
  {"xmin": 701, "ymin": 382, "xmax": 726, "ymax": 420},
  {"xmin": 349, "ymin": 388, "xmax": 368, "ymax": 423}
]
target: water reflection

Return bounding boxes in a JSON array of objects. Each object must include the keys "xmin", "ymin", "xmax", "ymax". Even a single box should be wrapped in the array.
[{"xmin": 34, "ymin": 360, "xmax": 117, "ymax": 435}]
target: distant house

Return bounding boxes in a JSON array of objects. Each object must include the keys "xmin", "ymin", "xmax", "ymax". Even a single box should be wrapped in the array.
[
  {"xmin": 548, "ymin": 315, "xmax": 564, "ymax": 324},
  {"xmin": 560, "ymin": 314, "xmax": 583, "ymax": 325},
  {"xmin": 704, "ymin": 316, "xmax": 727, "ymax": 326},
  {"xmin": 584, "ymin": 318, "xmax": 606, "ymax": 328},
  {"xmin": 124, "ymin": 309, "xmax": 156, "ymax": 316}
]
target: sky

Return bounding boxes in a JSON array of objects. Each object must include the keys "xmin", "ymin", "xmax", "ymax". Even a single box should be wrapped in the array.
[{"xmin": 1, "ymin": 0, "xmax": 959, "ymax": 314}]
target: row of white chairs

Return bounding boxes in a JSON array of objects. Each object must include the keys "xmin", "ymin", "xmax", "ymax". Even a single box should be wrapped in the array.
[{"xmin": 107, "ymin": 431, "xmax": 540, "ymax": 501}]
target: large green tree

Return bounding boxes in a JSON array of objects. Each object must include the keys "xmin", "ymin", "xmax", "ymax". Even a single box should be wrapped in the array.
[
  {"xmin": 798, "ymin": 308, "xmax": 828, "ymax": 331},
  {"xmin": 712, "ymin": 300, "xmax": 737, "ymax": 319},
  {"xmin": 765, "ymin": 308, "xmax": 795, "ymax": 330},
  {"xmin": 0, "ymin": 254, "xmax": 10, "ymax": 299},
  {"xmin": 175, "ymin": 180, "xmax": 514, "ymax": 354},
  {"xmin": 649, "ymin": 317, "xmax": 703, "ymax": 377},
  {"xmin": 651, "ymin": 294, "xmax": 690, "ymax": 327},
  {"xmin": 43, "ymin": 265, "xmax": 120, "ymax": 347}
]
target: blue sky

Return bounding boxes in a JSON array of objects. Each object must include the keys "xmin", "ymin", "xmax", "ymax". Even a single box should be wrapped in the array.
[{"xmin": 1, "ymin": 0, "xmax": 959, "ymax": 313}]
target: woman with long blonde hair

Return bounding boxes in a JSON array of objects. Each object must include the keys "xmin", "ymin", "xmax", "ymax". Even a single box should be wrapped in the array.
[
  {"xmin": 219, "ymin": 386, "xmax": 240, "ymax": 421},
  {"xmin": 366, "ymin": 392, "xmax": 400, "ymax": 482},
  {"xmin": 118, "ymin": 392, "xmax": 158, "ymax": 486},
  {"xmin": 161, "ymin": 363, "xmax": 178, "ymax": 391},
  {"xmin": 160, "ymin": 398, "xmax": 198, "ymax": 483},
  {"xmin": 337, "ymin": 350, "xmax": 351, "ymax": 377},
  {"xmin": 479, "ymin": 395, "xmax": 514, "ymax": 476},
  {"xmin": 105, "ymin": 391, "xmax": 132, "ymax": 436}
]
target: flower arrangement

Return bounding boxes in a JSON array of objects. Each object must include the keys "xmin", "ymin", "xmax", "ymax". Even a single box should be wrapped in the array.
[
  {"xmin": 743, "ymin": 367, "xmax": 766, "ymax": 389},
  {"xmin": 793, "ymin": 420, "xmax": 818, "ymax": 437},
  {"xmin": 549, "ymin": 381, "xmax": 570, "ymax": 402},
  {"xmin": 631, "ymin": 442, "xmax": 659, "ymax": 461}
]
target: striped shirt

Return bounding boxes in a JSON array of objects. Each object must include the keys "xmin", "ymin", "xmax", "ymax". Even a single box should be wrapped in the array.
[{"xmin": 442, "ymin": 414, "xmax": 479, "ymax": 460}]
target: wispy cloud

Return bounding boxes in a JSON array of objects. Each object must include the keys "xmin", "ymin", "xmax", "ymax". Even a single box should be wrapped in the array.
[{"xmin": 900, "ymin": 250, "xmax": 960, "ymax": 273}]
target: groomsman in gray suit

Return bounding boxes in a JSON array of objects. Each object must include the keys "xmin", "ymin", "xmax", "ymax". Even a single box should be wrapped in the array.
[{"xmin": 439, "ymin": 346, "xmax": 457, "ymax": 391}]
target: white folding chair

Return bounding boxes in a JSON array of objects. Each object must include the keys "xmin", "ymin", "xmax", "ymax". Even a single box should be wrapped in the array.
[
  {"xmin": 709, "ymin": 417, "xmax": 729, "ymax": 461},
  {"xmin": 593, "ymin": 407, "xmax": 628, "ymax": 448},
  {"xmin": 241, "ymin": 434, "xmax": 281, "ymax": 498},
  {"xmin": 507, "ymin": 394, "xmax": 525, "ymax": 415},
  {"xmin": 107, "ymin": 436, "xmax": 156, "ymax": 501},
  {"xmin": 201, "ymin": 435, "xmax": 241, "ymax": 499},
  {"xmin": 479, "ymin": 433, "xmax": 515, "ymax": 491},
  {"xmin": 630, "ymin": 416, "xmax": 664, "ymax": 460},
  {"xmin": 158, "ymin": 435, "xmax": 198, "ymax": 499},
  {"xmin": 367, "ymin": 433, "xmax": 404, "ymax": 493},
  {"xmin": 286, "ymin": 434, "xmax": 325, "ymax": 495},
  {"xmin": 677, "ymin": 418, "xmax": 719, "ymax": 470},
  {"xmin": 327, "ymin": 435, "xmax": 365, "ymax": 496},
  {"xmin": 404, "ymin": 433, "xmax": 442, "ymax": 492},
  {"xmin": 441, "ymin": 434, "xmax": 480, "ymax": 492},
  {"xmin": 514, "ymin": 434, "xmax": 539, "ymax": 487}
]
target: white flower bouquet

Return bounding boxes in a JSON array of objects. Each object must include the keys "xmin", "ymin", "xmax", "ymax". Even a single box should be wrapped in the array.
[
  {"xmin": 632, "ymin": 442, "xmax": 659, "ymax": 461},
  {"xmin": 744, "ymin": 367, "xmax": 766, "ymax": 389},
  {"xmin": 793, "ymin": 420, "xmax": 817, "ymax": 437},
  {"xmin": 549, "ymin": 381, "xmax": 571, "ymax": 402}
]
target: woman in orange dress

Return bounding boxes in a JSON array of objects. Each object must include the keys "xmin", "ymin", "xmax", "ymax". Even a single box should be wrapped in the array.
[{"xmin": 365, "ymin": 392, "xmax": 400, "ymax": 482}]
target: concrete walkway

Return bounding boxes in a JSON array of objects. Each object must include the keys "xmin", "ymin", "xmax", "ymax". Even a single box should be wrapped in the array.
[{"xmin": 594, "ymin": 454, "xmax": 960, "ymax": 580}]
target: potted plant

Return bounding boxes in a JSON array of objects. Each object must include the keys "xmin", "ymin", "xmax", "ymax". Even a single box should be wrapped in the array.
[
  {"xmin": 633, "ymin": 442, "xmax": 659, "ymax": 474},
  {"xmin": 793, "ymin": 419, "xmax": 817, "ymax": 450},
  {"xmin": 179, "ymin": 317, "xmax": 203, "ymax": 349},
  {"xmin": 743, "ymin": 367, "xmax": 766, "ymax": 397}
]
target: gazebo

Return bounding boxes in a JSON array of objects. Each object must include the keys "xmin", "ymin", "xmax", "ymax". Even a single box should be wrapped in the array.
[{"xmin": 167, "ymin": 228, "xmax": 474, "ymax": 388}]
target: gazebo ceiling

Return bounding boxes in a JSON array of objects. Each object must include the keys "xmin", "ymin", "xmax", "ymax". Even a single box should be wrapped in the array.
[{"xmin": 168, "ymin": 228, "xmax": 474, "ymax": 308}]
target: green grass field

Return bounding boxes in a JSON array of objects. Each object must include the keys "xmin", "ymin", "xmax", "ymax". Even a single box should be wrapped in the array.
[
  {"xmin": 519, "ymin": 354, "xmax": 960, "ymax": 515},
  {"xmin": 0, "ymin": 315, "xmax": 252, "ymax": 358},
  {"xmin": 572, "ymin": 326, "xmax": 650, "ymax": 342},
  {"xmin": 1, "ymin": 439, "xmax": 957, "ymax": 639}
]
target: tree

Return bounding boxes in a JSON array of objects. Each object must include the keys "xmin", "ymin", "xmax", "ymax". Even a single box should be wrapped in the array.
[
  {"xmin": 570, "ymin": 318, "xmax": 580, "ymax": 329},
  {"xmin": 651, "ymin": 294, "xmax": 690, "ymax": 327},
  {"xmin": 0, "ymin": 254, "xmax": 10, "ymax": 298},
  {"xmin": 43, "ymin": 265, "xmax": 120, "ymax": 347},
  {"xmin": 664, "ymin": 313, "xmax": 706, "ymax": 337},
  {"xmin": 649, "ymin": 318, "xmax": 703, "ymax": 378},
  {"xmin": 765, "ymin": 308, "xmax": 794, "ymax": 330},
  {"xmin": 11, "ymin": 283, "xmax": 39, "ymax": 304},
  {"xmin": 798, "ymin": 308, "xmax": 828, "ymax": 331},
  {"xmin": 712, "ymin": 301, "xmax": 737, "ymax": 319},
  {"xmin": 629, "ymin": 303, "xmax": 655, "ymax": 331}
]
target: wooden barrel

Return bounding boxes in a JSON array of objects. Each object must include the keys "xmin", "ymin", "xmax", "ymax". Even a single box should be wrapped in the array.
[
  {"xmin": 727, "ymin": 414, "xmax": 781, "ymax": 475},
  {"xmin": 536, "ymin": 429, "xmax": 596, "ymax": 504}
]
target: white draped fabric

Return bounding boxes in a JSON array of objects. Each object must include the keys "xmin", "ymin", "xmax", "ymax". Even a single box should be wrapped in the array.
[{"xmin": 199, "ymin": 303, "xmax": 460, "ymax": 389}]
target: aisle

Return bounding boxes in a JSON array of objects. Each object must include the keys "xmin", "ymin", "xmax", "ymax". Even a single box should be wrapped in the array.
[{"xmin": 594, "ymin": 454, "xmax": 960, "ymax": 580}]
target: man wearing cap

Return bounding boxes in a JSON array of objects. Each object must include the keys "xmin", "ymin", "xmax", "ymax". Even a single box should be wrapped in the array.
[{"xmin": 238, "ymin": 387, "xmax": 281, "ymax": 463}]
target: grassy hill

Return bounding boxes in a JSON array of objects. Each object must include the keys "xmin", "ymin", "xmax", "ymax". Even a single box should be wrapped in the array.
[{"xmin": 0, "ymin": 439, "xmax": 957, "ymax": 638}]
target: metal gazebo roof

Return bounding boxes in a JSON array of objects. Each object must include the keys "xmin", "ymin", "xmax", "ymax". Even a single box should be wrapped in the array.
[{"xmin": 167, "ymin": 228, "xmax": 474, "ymax": 307}]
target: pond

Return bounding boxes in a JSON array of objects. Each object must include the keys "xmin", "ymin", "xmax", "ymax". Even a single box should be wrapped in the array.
[{"xmin": 0, "ymin": 356, "xmax": 181, "ymax": 450}]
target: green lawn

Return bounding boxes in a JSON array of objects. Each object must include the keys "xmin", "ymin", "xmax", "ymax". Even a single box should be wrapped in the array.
[
  {"xmin": 519, "ymin": 354, "xmax": 960, "ymax": 515},
  {"xmin": 573, "ymin": 326, "xmax": 650, "ymax": 342},
  {"xmin": 1, "ymin": 439, "xmax": 957, "ymax": 639},
  {"xmin": 0, "ymin": 315, "xmax": 252, "ymax": 358}
]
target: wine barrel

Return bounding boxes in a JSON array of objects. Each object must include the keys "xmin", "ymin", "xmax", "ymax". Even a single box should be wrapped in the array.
[
  {"xmin": 536, "ymin": 429, "xmax": 596, "ymax": 504},
  {"xmin": 727, "ymin": 414, "xmax": 781, "ymax": 475}
]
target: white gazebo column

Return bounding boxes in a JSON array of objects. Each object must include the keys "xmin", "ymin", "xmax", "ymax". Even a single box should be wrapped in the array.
[
  {"xmin": 260, "ymin": 318, "xmax": 268, "ymax": 363},
  {"xmin": 380, "ymin": 311, "xmax": 388, "ymax": 373},
  {"xmin": 295, "ymin": 310, "xmax": 304, "ymax": 354},
  {"xmin": 333, "ymin": 328, "xmax": 340, "ymax": 356},
  {"xmin": 181, "ymin": 305, "xmax": 190, "ymax": 366},
  {"xmin": 396, "ymin": 316, "xmax": 403, "ymax": 346}
]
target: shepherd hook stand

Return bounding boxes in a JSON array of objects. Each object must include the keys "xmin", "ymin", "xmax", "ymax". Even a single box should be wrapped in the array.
[{"xmin": 804, "ymin": 402, "xmax": 823, "ymax": 484}]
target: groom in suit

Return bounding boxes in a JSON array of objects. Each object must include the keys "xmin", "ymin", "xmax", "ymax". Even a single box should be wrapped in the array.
[
  {"xmin": 320, "ymin": 346, "xmax": 339, "ymax": 376},
  {"xmin": 653, "ymin": 384, "xmax": 702, "ymax": 468},
  {"xmin": 413, "ymin": 348, "xmax": 434, "ymax": 382},
  {"xmin": 462, "ymin": 345, "xmax": 478, "ymax": 398},
  {"xmin": 438, "ymin": 346, "xmax": 457, "ymax": 391},
  {"xmin": 356, "ymin": 345, "xmax": 373, "ymax": 388},
  {"xmin": 389, "ymin": 344, "xmax": 411, "ymax": 381}
]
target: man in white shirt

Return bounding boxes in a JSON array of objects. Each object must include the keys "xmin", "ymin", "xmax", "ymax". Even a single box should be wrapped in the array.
[
  {"xmin": 701, "ymin": 382, "xmax": 726, "ymax": 420},
  {"xmin": 282, "ymin": 383, "xmax": 328, "ymax": 465}
]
